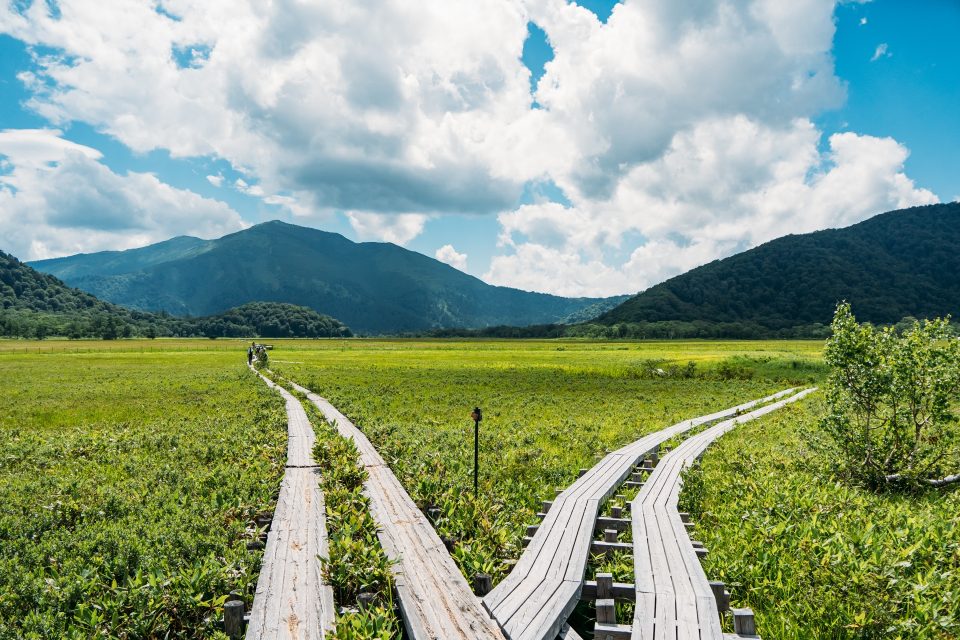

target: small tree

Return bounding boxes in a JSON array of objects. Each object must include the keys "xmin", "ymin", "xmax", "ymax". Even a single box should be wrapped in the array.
[{"xmin": 822, "ymin": 303, "xmax": 960, "ymax": 488}]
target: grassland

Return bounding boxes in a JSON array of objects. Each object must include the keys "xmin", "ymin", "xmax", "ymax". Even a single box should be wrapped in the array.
[
  {"xmin": 682, "ymin": 396, "xmax": 960, "ymax": 640},
  {"xmin": 7, "ymin": 336, "xmax": 954, "ymax": 639},
  {"xmin": 270, "ymin": 339, "xmax": 825, "ymax": 583},
  {"xmin": 0, "ymin": 344, "xmax": 286, "ymax": 639}
]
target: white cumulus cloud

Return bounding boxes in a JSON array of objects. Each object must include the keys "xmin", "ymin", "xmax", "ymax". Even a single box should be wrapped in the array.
[
  {"xmin": 345, "ymin": 212, "xmax": 429, "ymax": 245},
  {"xmin": 0, "ymin": 129, "xmax": 246, "ymax": 260},
  {"xmin": 0, "ymin": 0, "xmax": 940, "ymax": 296},
  {"xmin": 434, "ymin": 244, "xmax": 468, "ymax": 271}
]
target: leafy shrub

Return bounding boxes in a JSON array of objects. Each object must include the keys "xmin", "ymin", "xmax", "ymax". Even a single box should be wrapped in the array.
[{"xmin": 822, "ymin": 303, "xmax": 960, "ymax": 488}]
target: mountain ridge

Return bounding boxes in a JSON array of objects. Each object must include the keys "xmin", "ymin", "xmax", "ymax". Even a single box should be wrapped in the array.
[
  {"xmin": 597, "ymin": 202, "xmax": 960, "ymax": 331},
  {"xmin": 31, "ymin": 220, "xmax": 627, "ymax": 334}
]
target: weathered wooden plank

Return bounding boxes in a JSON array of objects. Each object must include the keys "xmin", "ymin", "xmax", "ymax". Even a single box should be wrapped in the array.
[
  {"xmin": 484, "ymin": 389, "xmax": 800, "ymax": 640},
  {"xmin": 247, "ymin": 370, "xmax": 334, "ymax": 640},
  {"xmin": 629, "ymin": 388, "xmax": 816, "ymax": 640},
  {"xmin": 288, "ymin": 378, "xmax": 507, "ymax": 640}
]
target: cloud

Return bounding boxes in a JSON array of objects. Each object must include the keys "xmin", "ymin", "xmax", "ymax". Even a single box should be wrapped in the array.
[
  {"xmin": 0, "ymin": 0, "xmax": 533, "ymax": 219},
  {"xmin": 0, "ymin": 1, "xmax": 939, "ymax": 296},
  {"xmin": 871, "ymin": 43, "xmax": 890, "ymax": 61},
  {"xmin": 0, "ymin": 129, "xmax": 246, "ymax": 260},
  {"xmin": 434, "ymin": 244, "xmax": 468, "ymax": 271},
  {"xmin": 860, "ymin": 17, "xmax": 868, "ymax": 26},
  {"xmin": 206, "ymin": 174, "xmax": 223, "ymax": 187},
  {"xmin": 486, "ymin": 118, "xmax": 937, "ymax": 296},
  {"xmin": 345, "ymin": 211, "xmax": 428, "ymax": 245}
]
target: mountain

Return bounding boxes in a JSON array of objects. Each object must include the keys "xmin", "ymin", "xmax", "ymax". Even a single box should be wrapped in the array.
[
  {"xmin": 1, "ymin": 250, "xmax": 350, "ymax": 339},
  {"xmin": 1, "ymin": 249, "xmax": 165, "ymax": 338},
  {"xmin": 597, "ymin": 202, "xmax": 960, "ymax": 332},
  {"xmin": 31, "ymin": 221, "xmax": 626, "ymax": 334}
]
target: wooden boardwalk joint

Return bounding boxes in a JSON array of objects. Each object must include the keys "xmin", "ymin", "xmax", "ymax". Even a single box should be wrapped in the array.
[
  {"xmin": 482, "ymin": 389, "xmax": 800, "ymax": 640},
  {"xmin": 288, "ymin": 378, "xmax": 507, "ymax": 640},
  {"xmin": 630, "ymin": 388, "xmax": 816, "ymax": 640},
  {"xmin": 247, "ymin": 369, "xmax": 335, "ymax": 639}
]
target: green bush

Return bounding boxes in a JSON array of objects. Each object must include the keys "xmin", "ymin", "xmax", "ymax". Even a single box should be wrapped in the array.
[{"xmin": 822, "ymin": 303, "xmax": 960, "ymax": 488}]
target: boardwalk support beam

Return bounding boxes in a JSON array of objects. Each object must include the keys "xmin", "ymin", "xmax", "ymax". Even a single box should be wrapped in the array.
[{"xmin": 224, "ymin": 600, "xmax": 245, "ymax": 639}]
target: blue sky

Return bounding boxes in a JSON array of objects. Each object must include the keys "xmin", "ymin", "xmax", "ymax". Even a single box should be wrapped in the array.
[{"xmin": 0, "ymin": 1, "xmax": 956, "ymax": 296}]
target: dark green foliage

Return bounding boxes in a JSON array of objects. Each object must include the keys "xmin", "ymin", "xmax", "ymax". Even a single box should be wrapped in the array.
[
  {"xmin": 29, "ymin": 220, "xmax": 624, "ymax": 334},
  {"xmin": 821, "ymin": 303, "xmax": 960, "ymax": 488},
  {"xmin": 599, "ymin": 203, "xmax": 960, "ymax": 331},
  {"xmin": 0, "ymin": 250, "xmax": 351, "ymax": 338},
  {"xmin": 196, "ymin": 302, "xmax": 351, "ymax": 338}
]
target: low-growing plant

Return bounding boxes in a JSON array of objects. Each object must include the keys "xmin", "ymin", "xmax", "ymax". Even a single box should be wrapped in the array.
[
  {"xmin": 683, "ymin": 397, "xmax": 960, "ymax": 639},
  {"xmin": 0, "ymin": 350, "xmax": 287, "ymax": 639},
  {"xmin": 304, "ymin": 399, "xmax": 400, "ymax": 637}
]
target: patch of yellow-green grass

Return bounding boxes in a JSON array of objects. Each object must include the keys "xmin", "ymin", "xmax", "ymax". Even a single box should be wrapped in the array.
[
  {"xmin": 682, "ymin": 395, "xmax": 960, "ymax": 639},
  {"xmin": 0, "ymin": 348, "xmax": 286, "ymax": 639}
]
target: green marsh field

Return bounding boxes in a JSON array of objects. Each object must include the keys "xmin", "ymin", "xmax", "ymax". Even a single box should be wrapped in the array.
[{"xmin": 2, "ymin": 338, "xmax": 956, "ymax": 638}]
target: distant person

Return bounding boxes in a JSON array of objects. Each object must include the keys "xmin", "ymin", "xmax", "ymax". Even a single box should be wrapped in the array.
[{"xmin": 247, "ymin": 345, "xmax": 254, "ymax": 365}]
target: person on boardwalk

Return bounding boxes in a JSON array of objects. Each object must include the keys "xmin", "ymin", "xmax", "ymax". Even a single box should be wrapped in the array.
[{"xmin": 247, "ymin": 344, "xmax": 254, "ymax": 365}]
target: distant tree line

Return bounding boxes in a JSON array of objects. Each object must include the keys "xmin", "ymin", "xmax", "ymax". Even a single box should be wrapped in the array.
[{"xmin": 1, "ymin": 251, "xmax": 351, "ymax": 339}]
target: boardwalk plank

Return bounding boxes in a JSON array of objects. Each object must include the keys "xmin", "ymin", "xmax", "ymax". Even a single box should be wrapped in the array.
[
  {"xmin": 630, "ymin": 388, "xmax": 816, "ymax": 640},
  {"xmin": 288, "ymin": 379, "xmax": 506, "ymax": 640},
  {"xmin": 484, "ymin": 389, "xmax": 799, "ymax": 640},
  {"xmin": 247, "ymin": 370, "xmax": 334, "ymax": 640}
]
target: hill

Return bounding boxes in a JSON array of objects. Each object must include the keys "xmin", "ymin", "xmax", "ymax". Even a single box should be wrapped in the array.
[
  {"xmin": 195, "ymin": 302, "xmax": 351, "ymax": 338},
  {"xmin": 597, "ymin": 202, "xmax": 960, "ymax": 334},
  {"xmin": 31, "ymin": 221, "xmax": 625, "ymax": 334},
  {"xmin": 0, "ymin": 250, "xmax": 350, "ymax": 339}
]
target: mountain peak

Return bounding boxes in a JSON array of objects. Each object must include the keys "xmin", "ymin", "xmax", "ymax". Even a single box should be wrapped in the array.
[{"xmin": 598, "ymin": 202, "xmax": 960, "ymax": 331}]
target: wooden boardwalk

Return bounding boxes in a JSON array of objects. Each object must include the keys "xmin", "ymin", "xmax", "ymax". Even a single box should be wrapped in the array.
[
  {"xmin": 246, "ymin": 370, "xmax": 335, "ymax": 640},
  {"xmin": 482, "ymin": 389, "xmax": 799, "ymax": 640},
  {"xmin": 287, "ymin": 379, "xmax": 508, "ymax": 640},
  {"xmin": 629, "ymin": 388, "xmax": 816, "ymax": 640}
]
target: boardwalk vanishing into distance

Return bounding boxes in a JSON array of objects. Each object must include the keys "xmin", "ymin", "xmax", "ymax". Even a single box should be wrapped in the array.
[
  {"xmin": 627, "ymin": 388, "xmax": 815, "ymax": 640},
  {"xmin": 245, "ymin": 363, "xmax": 813, "ymax": 640},
  {"xmin": 482, "ymin": 389, "xmax": 800, "ymax": 640},
  {"xmin": 286, "ymin": 378, "xmax": 508, "ymax": 640},
  {"xmin": 246, "ymin": 368, "xmax": 335, "ymax": 640}
]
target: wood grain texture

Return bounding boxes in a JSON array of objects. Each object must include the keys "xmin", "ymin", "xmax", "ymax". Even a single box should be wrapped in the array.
[
  {"xmin": 247, "ymin": 369, "xmax": 335, "ymax": 639},
  {"xmin": 631, "ymin": 388, "xmax": 816, "ymax": 640},
  {"xmin": 482, "ymin": 389, "xmax": 800, "ymax": 640},
  {"xmin": 288, "ymin": 378, "xmax": 507, "ymax": 640}
]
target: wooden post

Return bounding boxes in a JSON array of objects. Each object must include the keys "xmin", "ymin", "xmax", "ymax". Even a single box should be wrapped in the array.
[
  {"xmin": 473, "ymin": 573, "xmax": 493, "ymax": 596},
  {"xmin": 358, "ymin": 592, "xmax": 375, "ymax": 609},
  {"xmin": 526, "ymin": 524, "xmax": 539, "ymax": 537},
  {"xmin": 603, "ymin": 529, "xmax": 618, "ymax": 543},
  {"xmin": 542, "ymin": 500, "xmax": 553, "ymax": 513},
  {"xmin": 595, "ymin": 598, "xmax": 616, "ymax": 624},
  {"xmin": 733, "ymin": 608, "xmax": 758, "ymax": 636},
  {"xmin": 709, "ymin": 581, "xmax": 730, "ymax": 613},
  {"xmin": 610, "ymin": 505, "xmax": 622, "ymax": 519},
  {"xmin": 224, "ymin": 599, "xmax": 245, "ymax": 639},
  {"xmin": 596, "ymin": 573, "xmax": 613, "ymax": 599},
  {"xmin": 578, "ymin": 468, "xmax": 588, "ymax": 478},
  {"xmin": 679, "ymin": 512, "xmax": 691, "ymax": 523}
]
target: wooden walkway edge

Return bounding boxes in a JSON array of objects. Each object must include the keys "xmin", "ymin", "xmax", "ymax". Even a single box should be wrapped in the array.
[
  {"xmin": 629, "ymin": 387, "xmax": 817, "ymax": 640},
  {"xmin": 286, "ymin": 378, "xmax": 508, "ymax": 640},
  {"xmin": 482, "ymin": 388, "xmax": 799, "ymax": 640},
  {"xmin": 246, "ymin": 368, "xmax": 335, "ymax": 640}
]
